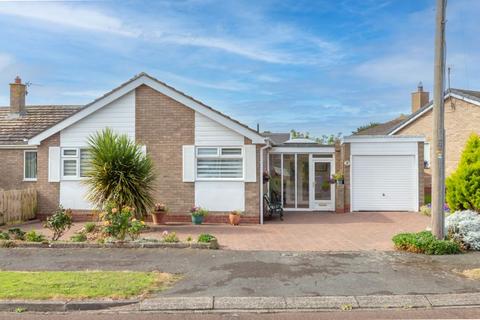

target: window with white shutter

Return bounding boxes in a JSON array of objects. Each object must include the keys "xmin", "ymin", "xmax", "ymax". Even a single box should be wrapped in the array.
[{"xmin": 196, "ymin": 147, "xmax": 243, "ymax": 180}]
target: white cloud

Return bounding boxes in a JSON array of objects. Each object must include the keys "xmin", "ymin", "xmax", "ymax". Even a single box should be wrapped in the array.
[
  {"xmin": 157, "ymin": 71, "xmax": 250, "ymax": 92},
  {"xmin": 0, "ymin": 2, "xmax": 138, "ymax": 37}
]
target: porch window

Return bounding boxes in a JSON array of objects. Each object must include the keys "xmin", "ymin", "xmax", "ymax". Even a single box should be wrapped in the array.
[
  {"xmin": 196, "ymin": 147, "xmax": 243, "ymax": 179},
  {"xmin": 424, "ymin": 142, "xmax": 431, "ymax": 168},
  {"xmin": 24, "ymin": 151, "xmax": 37, "ymax": 181}
]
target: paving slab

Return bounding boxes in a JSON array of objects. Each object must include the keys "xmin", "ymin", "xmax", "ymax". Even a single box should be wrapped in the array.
[
  {"xmin": 139, "ymin": 297, "xmax": 213, "ymax": 311},
  {"xmin": 0, "ymin": 300, "xmax": 66, "ymax": 312},
  {"xmin": 65, "ymin": 299, "xmax": 139, "ymax": 311},
  {"xmin": 285, "ymin": 296, "xmax": 358, "ymax": 309},
  {"xmin": 426, "ymin": 293, "xmax": 480, "ymax": 307},
  {"xmin": 214, "ymin": 297, "xmax": 286, "ymax": 310},
  {"xmin": 355, "ymin": 294, "xmax": 430, "ymax": 308}
]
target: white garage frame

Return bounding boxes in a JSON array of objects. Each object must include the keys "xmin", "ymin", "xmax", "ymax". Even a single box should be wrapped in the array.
[{"xmin": 344, "ymin": 136, "xmax": 425, "ymax": 212}]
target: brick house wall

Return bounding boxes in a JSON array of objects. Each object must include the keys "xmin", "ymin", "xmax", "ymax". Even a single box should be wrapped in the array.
[
  {"xmin": 135, "ymin": 84, "xmax": 195, "ymax": 216},
  {"xmin": 36, "ymin": 133, "xmax": 60, "ymax": 215},
  {"xmin": 395, "ymin": 97, "xmax": 480, "ymax": 186},
  {"xmin": 0, "ymin": 149, "xmax": 35, "ymax": 190}
]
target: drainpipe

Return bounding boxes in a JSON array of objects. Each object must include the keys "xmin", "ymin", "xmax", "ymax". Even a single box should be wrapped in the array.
[{"xmin": 259, "ymin": 140, "xmax": 270, "ymax": 225}]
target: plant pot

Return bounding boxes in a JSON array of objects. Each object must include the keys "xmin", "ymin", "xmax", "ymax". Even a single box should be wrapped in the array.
[
  {"xmin": 151, "ymin": 211, "xmax": 166, "ymax": 225},
  {"xmin": 191, "ymin": 215, "xmax": 204, "ymax": 225},
  {"xmin": 336, "ymin": 180, "xmax": 344, "ymax": 185},
  {"xmin": 229, "ymin": 214, "xmax": 241, "ymax": 226}
]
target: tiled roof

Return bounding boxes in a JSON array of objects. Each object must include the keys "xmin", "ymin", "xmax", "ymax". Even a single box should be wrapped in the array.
[
  {"xmin": 355, "ymin": 116, "xmax": 407, "ymax": 136},
  {"xmin": 262, "ymin": 132, "xmax": 290, "ymax": 145},
  {"xmin": 0, "ymin": 105, "xmax": 82, "ymax": 145}
]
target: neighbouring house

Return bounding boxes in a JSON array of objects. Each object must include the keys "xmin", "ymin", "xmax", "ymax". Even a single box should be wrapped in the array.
[
  {"xmin": 357, "ymin": 83, "xmax": 480, "ymax": 195},
  {"xmin": 0, "ymin": 73, "xmax": 425, "ymax": 223}
]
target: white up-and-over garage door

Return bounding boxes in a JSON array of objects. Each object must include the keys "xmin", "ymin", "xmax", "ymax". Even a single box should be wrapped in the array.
[{"xmin": 346, "ymin": 136, "xmax": 423, "ymax": 212}]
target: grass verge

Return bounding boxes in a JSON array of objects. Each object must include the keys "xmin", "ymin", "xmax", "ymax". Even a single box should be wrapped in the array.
[{"xmin": 0, "ymin": 271, "xmax": 179, "ymax": 300}]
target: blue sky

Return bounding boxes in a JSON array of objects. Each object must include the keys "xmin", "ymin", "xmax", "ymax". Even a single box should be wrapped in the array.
[{"xmin": 0, "ymin": 0, "xmax": 479, "ymax": 136}]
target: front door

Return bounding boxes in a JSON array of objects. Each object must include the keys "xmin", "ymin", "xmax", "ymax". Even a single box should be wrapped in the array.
[{"xmin": 310, "ymin": 159, "xmax": 335, "ymax": 211}]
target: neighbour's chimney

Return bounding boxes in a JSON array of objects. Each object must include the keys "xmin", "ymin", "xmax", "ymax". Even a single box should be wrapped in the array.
[
  {"xmin": 9, "ymin": 76, "xmax": 26, "ymax": 116},
  {"xmin": 411, "ymin": 81, "xmax": 429, "ymax": 113}
]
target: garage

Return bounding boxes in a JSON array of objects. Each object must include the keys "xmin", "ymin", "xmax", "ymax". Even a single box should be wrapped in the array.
[{"xmin": 344, "ymin": 136, "xmax": 424, "ymax": 212}]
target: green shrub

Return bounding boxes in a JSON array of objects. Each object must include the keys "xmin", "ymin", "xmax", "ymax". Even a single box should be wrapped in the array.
[
  {"xmin": 392, "ymin": 231, "xmax": 461, "ymax": 255},
  {"xmin": 84, "ymin": 222, "xmax": 96, "ymax": 233},
  {"xmin": 198, "ymin": 233, "xmax": 216, "ymax": 243},
  {"xmin": 100, "ymin": 204, "xmax": 146, "ymax": 241},
  {"xmin": 0, "ymin": 232, "xmax": 9, "ymax": 240},
  {"xmin": 25, "ymin": 231, "xmax": 46, "ymax": 243},
  {"xmin": 162, "ymin": 231, "xmax": 179, "ymax": 243},
  {"xmin": 70, "ymin": 232, "xmax": 87, "ymax": 242},
  {"xmin": 44, "ymin": 206, "xmax": 73, "ymax": 241},
  {"xmin": 419, "ymin": 205, "xmax": 431, "ymax": 216},
  {"xmin": 85, "ymin": 128, "xmax": 156, "ymax": 218},
  {"xmin": 8, "ymin": 228, "xmax": 26, "ymax": 241},
  {"xmin": 446, "ymin": 134, "xmax": 480, "ymax": 212}
]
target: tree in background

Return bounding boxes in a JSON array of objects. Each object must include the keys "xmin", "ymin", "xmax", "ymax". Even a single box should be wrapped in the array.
[
  {"xmin": 84, "ymin": 128, "xmax": 156, "ymax": 218},
  {"xmin": 446, "ymin": 133, "xmax": 480, "ymax": 213},
  {"xmin": 351, "ymin": 122, "xmax": 380, "ymax": 134}
]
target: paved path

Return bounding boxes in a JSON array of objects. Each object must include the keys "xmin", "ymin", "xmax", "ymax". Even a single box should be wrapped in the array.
[
  {"xmin": 1, "ymin": 248, "xmax": 479, "ymax": 297},
  {"xmin": 3, "ymin": 308, "xmax": 480, "ymax": 320},
  {"xmin": 17, "ymin": 211, "xmax": 429, "ymax": 251}
]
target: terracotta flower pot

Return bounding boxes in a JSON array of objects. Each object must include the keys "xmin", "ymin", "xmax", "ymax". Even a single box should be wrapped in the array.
[
  {"xmin": 229, "ymin": 213, "xmax": 241, "ymax": 226},
  {"xmin": 151, "ymin": 211, "xmax": 166, "ymax": 225}
]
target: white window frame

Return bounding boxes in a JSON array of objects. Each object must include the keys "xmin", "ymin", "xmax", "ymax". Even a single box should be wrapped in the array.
[
  {"xmin": 61, "ymin": 147, "xmax": 90, "ymax": 180},
  {"xmin": 195, "ymin": 146, "xmax": 244, "ymax": 181},
  {"xmin": 23, "ymin": 150, "xmax": 38, "ymax": 181}
]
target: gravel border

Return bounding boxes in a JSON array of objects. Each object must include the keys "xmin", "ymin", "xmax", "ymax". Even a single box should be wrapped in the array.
[{"xmin": 0, "ymin": 240, "xmax": 218, "ymax": 250}]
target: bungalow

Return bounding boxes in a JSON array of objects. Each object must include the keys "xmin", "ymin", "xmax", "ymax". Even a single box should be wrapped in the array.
[{"xmin": 0, "ymin": 73, "xmax": 425, "ymax": 223}]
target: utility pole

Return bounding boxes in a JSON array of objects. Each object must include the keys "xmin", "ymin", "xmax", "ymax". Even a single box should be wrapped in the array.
[{"xmin": 431, "ymin": 0, "xmax": 447, "ymax": 239}]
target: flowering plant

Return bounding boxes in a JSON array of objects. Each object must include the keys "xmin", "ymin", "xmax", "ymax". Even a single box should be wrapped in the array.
[
  {"xmin": 162, "ymin": 231, "xmax": 179, "ymax": 243},
  {"xmin": 229, "ymin": 210, "xmax": 243, "ymax": 216},
  {"xmin": 100, "ymin": 203, "xmax": 146, "ymax": 241},
  {"xmin": 190, "ymin": 206, "xmax": 209, "ymax": 217},
  {"xmin": 154, "ymin": 203, "xmax": 168, "ymax": 212}
]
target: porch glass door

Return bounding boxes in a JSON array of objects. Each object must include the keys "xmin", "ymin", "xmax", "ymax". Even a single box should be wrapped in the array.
[{"xmin": 311, "ymin": 160, "xmax": 334, "ymax": 210}]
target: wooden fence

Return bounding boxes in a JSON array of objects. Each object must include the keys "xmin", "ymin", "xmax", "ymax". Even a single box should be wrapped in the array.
[{"xmin": 0, "ymin": 188, "xmax": 37, "ymax": 225}]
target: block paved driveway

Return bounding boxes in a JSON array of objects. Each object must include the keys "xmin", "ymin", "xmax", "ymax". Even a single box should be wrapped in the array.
[
  {"xmin": 20, "ymin": 211, "xmax": 429, "ymax": 251},
  {"xmin": 161, "ymin": 211, "xmax": 430, "ymax": 251}
]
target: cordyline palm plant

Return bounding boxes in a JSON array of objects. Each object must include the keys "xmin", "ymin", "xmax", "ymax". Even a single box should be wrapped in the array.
[{"xmin": 84, "ymin": 128, "xmax": 156, "ymax": 218}]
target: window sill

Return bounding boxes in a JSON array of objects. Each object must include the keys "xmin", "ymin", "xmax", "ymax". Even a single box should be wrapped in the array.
[
  {"xmin": 23, "ymin": 179, "xmax": 37, "ymax": 182},
  {"xmin": 196, "ymin": 179, "xmax": 245, "ymax": 182}
]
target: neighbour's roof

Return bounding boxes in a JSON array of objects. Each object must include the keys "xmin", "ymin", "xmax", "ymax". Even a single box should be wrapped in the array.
[
  {"xmin": 356, "ymin": 88, "xmax": 480, "ymax": 136},
  {"xmin": 355, "ymin": 116, "xmax": 406, "ymax": 136},
  {"xmin": 0, "ymin": 105, "xmax": 82, "ymax": 145},
  {"xmin": 262, "ymin": 132, "xmax": 290, "ymax": 145}
]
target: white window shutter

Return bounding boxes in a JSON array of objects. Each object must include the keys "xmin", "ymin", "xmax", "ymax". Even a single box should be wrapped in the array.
[
  {"xmin": 140, "ymin": 145, "xmax": 147, "ymax": 156},
  {"xmin": 182, "ymin": 145, "xmax": 195, "ymax": 182},
  {"xmin": 48, "ymin": 147, "xmax": 61, "ymax": 182},
  {"xmin": 244, "ymin": 145, "xmax": 257, "ymax": 182}
]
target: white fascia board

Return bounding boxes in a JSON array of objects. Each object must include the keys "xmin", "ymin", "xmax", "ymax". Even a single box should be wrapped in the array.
[
  {"xmin": 141, "ymin": 77, "xmax": 265, "ymax": 144},
  {"xmin": 449, "ymin": 93, "xmax": 480, "ymax": 107},
  {"xmin": 29, "ymin": 75, "xmax": 266, "ymax": 145},
  {"xmin": 343, "ymin": 135, "xmax": 425, "ymax": 143},
  {"xmin": 270, "ymin": 147, "xmax": 335, "ymax": 153},
  {"xmin": 0, "ymin": 144, "xmax": 37, "ymax": 149}
]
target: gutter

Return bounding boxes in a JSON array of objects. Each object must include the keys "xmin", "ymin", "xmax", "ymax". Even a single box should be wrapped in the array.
[
  {"xmin": 0, "ymin": 144, "xmax": 37, "ymax": 150},
  {"xmin": 259, "ymin": 139, "xmax": 271, "ymax": 225}
]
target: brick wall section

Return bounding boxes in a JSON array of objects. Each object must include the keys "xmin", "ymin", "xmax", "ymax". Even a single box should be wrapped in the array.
[
  {"xmin": 36, "ymin": 133, "xmax": 60, "ymax": 215},
  {"xmin": 244, "ymin": 137, "xmax": 261, "ymax": 218},
  {"xmin": 341, "ymin": 143, "xmax": 351, "ymax": 212},
  {"xmin": 418, "ymin": 142, "xmax": 425, "ymax": 207},
  {"xmin": 135, "ymin": 85, "xmax": 195, "ymax": 216},
  {"xmin": 396, "ymin": 97, "xmax": 480, "ymax": 185},
  {"xmin": 0, "ymin": 149, "xmax": 35, "ymax": 190}
]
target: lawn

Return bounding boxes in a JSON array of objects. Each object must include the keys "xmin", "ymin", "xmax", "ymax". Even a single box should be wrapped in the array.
[{"xmin": 0, "ymin": 271, "xmax": 178, "ymax": 300}]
